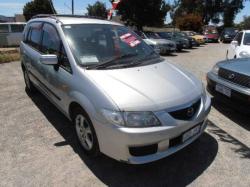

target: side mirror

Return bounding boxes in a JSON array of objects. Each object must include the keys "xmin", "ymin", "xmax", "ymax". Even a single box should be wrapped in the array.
[
  {"xmin": 40, "ymin": 54, "xmax": 58, "ymax": 65},
  {"xmin": 231, "ymin": 40, "xmax": 238, "ymax": 46}
]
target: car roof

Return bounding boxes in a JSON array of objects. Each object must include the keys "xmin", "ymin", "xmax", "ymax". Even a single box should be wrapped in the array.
[{"xmin": 29, "ymin": 15, "xmax": 123, "ymax": 26}]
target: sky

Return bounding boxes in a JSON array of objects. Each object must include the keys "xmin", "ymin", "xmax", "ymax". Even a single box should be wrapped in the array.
[{"xmin": 0, "ymin": 0, "xmax": 249, "ymax": 23}]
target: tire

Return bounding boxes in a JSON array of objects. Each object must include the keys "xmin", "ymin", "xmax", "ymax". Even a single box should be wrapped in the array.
[
  {"xmin": 23, "ymin": 68, "xmax": 36, "ymax": 93},
  {"xmin": 73, "ymin": 107, "xmax": 100, "ymax": 157}
]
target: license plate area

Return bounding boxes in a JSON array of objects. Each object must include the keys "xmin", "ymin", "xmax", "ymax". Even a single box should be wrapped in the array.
[
  {"xmin": 215, "ymin": 84, "xmax": 231, "ymax": 97},
  {"xmin": 182, "ymin": 125, "xmax": 201, "ymax": 142}
]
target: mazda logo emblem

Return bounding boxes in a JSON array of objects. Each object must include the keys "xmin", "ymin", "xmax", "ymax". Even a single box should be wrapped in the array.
[
  {"xmin": 228, "ymin": 73, "xmax": 235, "ymax": 79},
  {"xmin": 187, "ymin": 107, "xmax": 194, "ymax": 117}
]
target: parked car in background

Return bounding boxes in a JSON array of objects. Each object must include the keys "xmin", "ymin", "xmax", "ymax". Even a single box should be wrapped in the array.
[
  {"xmin": 170, "ymin": 31, "xmax": 193, "ymax": 48},
  {"xmin": 135, "ymin": 31, "xmax": 176, "ymax": 55},
  {"xmin": 207, "ymin": 58, "xmax": 250, "ymax": 111},
  {"xmin": 183, "ymin": 31, "xmax": 206, "ymax": 44},
  {"xmin": 227, "ymin": 30, "xmax": 250, "ymax": 59},
  {"xmin": 220, "ymin": 28, "xmax": 238, "ymax": 43},
  {"xmin": 0, "ymin": 22, "xmax": 26, "ymax": 47},
  {"xmin": 157, "ymin": 32, "xmax": 185, "ymax": 51},
  {"xmin": 203, "ymin": 26, "xmax": 219, "ymax": 43},
  {"xmin": 178, "ymin": 31, "xmax": 200, "ymax": 47}
]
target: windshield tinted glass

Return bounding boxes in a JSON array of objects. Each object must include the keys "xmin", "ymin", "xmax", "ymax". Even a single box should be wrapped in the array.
[
  {"xmin": 243, "ymin": 33, "xmax": 250, "ymax": 45},
  {"xmin": 62, "ymin": 24, "xmax": 157, "ymax": 67},
  {"xmin": 145, "ymin": 32, "xmax": 161, "ymax": 39},
  {"xmin": 224, "ymin": 28, "xmax": 237, "ymax": 35}
]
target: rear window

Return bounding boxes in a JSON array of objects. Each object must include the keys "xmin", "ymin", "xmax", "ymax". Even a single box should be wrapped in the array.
[
  {"xmin": 0, "ymin": 25, "xmax": 9, "ymax": 33},
  {"xmin": 10, "ymin": 24, "xmax": 25, "ymax": 33}
]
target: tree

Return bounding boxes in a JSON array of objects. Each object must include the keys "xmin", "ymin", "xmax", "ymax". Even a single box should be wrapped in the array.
[
  {"xmin": 176, "ymin": 13, "xmax": 203, "ymax": 31},
  {"xmin": 173, "ymin": 0, "xmax": 248, "ymax": 27},
  {"xmin": 23, "ymin": 0, "xmax": 56, "ymax": 21},
  {"xmin": 110, "ymin": 0, "xmax": 171, "ymax": 31},
  {"xmin": 86, "ymin": 1, "xmax": 108, "ymax": 18},
  {"xmin": 237, "ymin": 16, "xmax": 250, "ymax": 30}
]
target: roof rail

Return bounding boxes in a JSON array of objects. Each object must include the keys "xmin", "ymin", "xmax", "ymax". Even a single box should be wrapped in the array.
[{"xmin": 31, "ymin": 14, "xmax": 106, "ymax": 21}]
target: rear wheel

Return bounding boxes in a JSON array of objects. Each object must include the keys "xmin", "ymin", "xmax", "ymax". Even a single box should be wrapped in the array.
[{"xmin": 73, "ymin": 107, "xmax": 100, "ymax": 156}]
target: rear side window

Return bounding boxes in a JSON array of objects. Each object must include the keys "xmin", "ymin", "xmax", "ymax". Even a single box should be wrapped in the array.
[
  {"xmin": 27, "ymin": 22, "xmax": 43, "ymax": 50},
  {"xmin": 10, "ymin": 24, "xmax": 25, "ymax": 33},
  {"xmin": 243, "ymin": 33, "xmax": 250, "ymax": 45},
  {"xmin": 0, "ymin": 25, "xmax": 9, "ymax": 33}
]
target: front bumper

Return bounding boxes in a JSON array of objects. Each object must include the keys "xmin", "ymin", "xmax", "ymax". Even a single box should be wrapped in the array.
[
  {"xmin": 94, "ymin": 96, "xmax": 211, "ymax": 164},
  {"xmin": 207, "ymin": 72, "xmax": 250, "ymax": 104},
  {"xmin": 159, "ymin": 46, "xmax": 176, "ymax": 54}
]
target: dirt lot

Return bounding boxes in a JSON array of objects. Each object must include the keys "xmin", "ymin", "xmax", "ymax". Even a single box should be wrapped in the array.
[{"xmin": 0, "ymin": 43, "xmax": 249, "ymax": 187}]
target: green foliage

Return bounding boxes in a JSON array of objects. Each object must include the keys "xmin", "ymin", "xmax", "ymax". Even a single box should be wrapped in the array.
[
  {"xmin": 236, "ymin": 16, "xmax": 250, "ymax": 30},
  {"xmin": 176, "ymin": 13, "xmax": 203, "ymax": 32},
  {"xmin": 173, "ymin": 0, "xmax": 248, "ymax": 27},
  {"xmin": 23, "ymin": 0, "xmax": 56, "ymax": 21},
  {"xmin": 110, "ymin": 0, "xmax": 171, "ymax": 31},
  {"xmin": 86, "ymin": 1, "xmax": 108, "ymax": 18}
]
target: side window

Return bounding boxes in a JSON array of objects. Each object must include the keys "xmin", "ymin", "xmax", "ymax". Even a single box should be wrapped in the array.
[
  {"xmin": 0, "ymin": 25, "xmax": 9, "ymax": 33},
  {"xmin": 10, "ymin": 24, "xmax": 25, "ymax": 33},
  {"xmin": 41, "ymin": 23, "xmax": 71, "ymax": 72},
  {"xmin": 27, "ymin": 22, "xmax": 43, "ymax": 51}
]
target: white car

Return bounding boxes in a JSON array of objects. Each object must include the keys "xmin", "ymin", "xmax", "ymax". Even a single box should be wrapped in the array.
[{"xmin": 227, "ymin": 30, "xmax": 250, "ymax": 59}]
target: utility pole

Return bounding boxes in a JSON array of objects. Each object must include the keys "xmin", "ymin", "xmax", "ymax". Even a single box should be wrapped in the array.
[{"xmin": 72, "ymin": 0, "xmax": 74, "ymax": 15}]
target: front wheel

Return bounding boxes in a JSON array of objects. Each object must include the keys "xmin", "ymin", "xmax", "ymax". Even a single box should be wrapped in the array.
[{"xmin": 73, "ymin": 107, "xmax": 100, "ymax": 156}]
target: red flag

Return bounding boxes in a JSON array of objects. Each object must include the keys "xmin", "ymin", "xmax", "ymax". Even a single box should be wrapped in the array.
[
  {"xmin": 112, "ymin": 0, "xmax": 121, "ymax": 10},
  {"xmin": 108, "ymin": 0, "xmax": 122, "ymax": 20}
]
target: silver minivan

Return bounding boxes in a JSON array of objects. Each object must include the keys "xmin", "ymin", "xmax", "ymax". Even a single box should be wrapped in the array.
[
  {"xmin": 0, "ymin": 22, "xmax": 26, "ymax": 47},
  {"xmin": 21, "ymin": 15, "xmax": 211, "ymax": 164}
]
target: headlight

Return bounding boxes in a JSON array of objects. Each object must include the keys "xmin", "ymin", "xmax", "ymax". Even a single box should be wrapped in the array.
[
  {"xmin": 124, "ymin": 112, "xmax": 161, "ymax": 127},
  {"xmin": 101, "ymin": 110, "xmax": 161, "ymax": 127},
  {"xmin": 212, "ymin": 65, "xmax": 219, "ymax": 75},
  {"xmin": 239, "ymin": 51, "xmax": 250, "ymax": 58},
  {"xmin": 101, "ymin": 109, "xmax": 124, "ymax": 126}
]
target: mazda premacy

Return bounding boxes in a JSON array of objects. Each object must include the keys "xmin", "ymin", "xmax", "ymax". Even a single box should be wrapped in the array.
[{"xmin": 20, "ymin": 15, "xmax": 211, "ymax": 164}]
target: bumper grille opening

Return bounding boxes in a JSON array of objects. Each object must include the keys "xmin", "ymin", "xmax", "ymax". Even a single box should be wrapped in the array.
[
  {"xmin": 129, "ymin": 144, "xmax": 158, "ymax": 157},
  {"xmin": 169, "ymin": 99, "xmax": 201, "ymax": 120}
]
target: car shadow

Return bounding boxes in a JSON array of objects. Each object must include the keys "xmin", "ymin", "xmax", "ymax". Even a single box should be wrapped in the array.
[
  {"xmin": 161, "ymin": 53, "xmax": 178, "ymax": 57},
  {"xmin": 176, "ymin": 50, "xmax": 190, "ymax": 53},
  {"xmin": 27, "ymin": 91, "xmax": 218, "ymax": 187},
  {"xmin": 211, "ymin": 97, "xmax": 250, "ymax": 131}
]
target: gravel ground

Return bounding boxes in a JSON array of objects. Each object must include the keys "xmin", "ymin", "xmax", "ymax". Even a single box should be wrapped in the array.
[{"xmin": 0, "ymin": 43, "xmax": 249, "ymax": 187}]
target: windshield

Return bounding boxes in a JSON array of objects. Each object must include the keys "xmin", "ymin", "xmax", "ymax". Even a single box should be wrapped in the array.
[
  {"xmin": 145, "ymin": 32, "xmax": 161, "ymax": 39},
  {"xmin": 224, "ymin": 28, "xmax": 237, "ymax": 35},
  {"xmin": 62, "ymin": 24, "xmax": 159, "ymax": 68},
  {"xmin": 243, "ymin": 33, "xmax": 250, "ymax": 45}
]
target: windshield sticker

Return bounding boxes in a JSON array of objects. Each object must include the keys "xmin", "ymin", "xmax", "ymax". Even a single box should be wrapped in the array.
[
  {"xmin": 80, "ymin": 55, "xmax": 99, "ymax": 65},
  {"xmin": 120, "ymin": 33, "xmax": 141, "ymax": 47}
]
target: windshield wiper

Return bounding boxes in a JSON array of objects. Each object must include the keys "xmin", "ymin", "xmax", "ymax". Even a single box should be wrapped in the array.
[
  {"xmin": 106, "ymin": 51, "xmax": 159, "ymax": 69},
  {"xmin": 86, "ymin": 53, "xmax": 138, "ymax": 69}
]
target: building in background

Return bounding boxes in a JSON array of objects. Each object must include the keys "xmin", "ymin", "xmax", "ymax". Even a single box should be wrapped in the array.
[{"xmin": 0, "ymin": 14, "xmax": 25, "ymax": 23}]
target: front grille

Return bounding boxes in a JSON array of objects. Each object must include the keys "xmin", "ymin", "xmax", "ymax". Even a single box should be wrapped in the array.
[
  {"xmin": 169, "ymin": 99, "xmax": 201, "ymax": 120},
  {"xmin": 218, "ymin": 68, "xmax": 250, "ymax": 88}
]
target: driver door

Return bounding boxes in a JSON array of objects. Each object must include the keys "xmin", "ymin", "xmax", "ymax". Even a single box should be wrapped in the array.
[{"xmin": 228, "ymin": 32, "xmax": 243, "ymax": 59}]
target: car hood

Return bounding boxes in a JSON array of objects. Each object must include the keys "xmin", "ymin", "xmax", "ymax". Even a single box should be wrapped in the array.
[
  {"xmin": 218, "ymin": 58, "xmax": 250, "ymax": 76},
  {"xmin": 86, "ymin": 60, "xmax": 202, "ymax": 111},
  {"xmin": 148, "ymin": 38, "xmax": 173, "ymax": 45}
]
